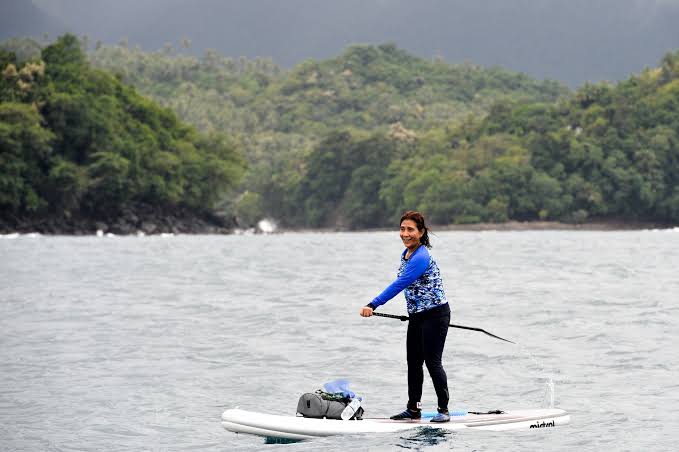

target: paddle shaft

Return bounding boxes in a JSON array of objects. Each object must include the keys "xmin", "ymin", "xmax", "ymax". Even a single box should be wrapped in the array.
[{"xmin": 372, "ymin": 311, "xmax": 515, "ymax": 344}]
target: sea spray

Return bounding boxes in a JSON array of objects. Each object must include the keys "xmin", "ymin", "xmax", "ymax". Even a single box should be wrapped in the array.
[
  {"xmin": 515, "ymin": 343, "xmax": 562, "ymax": 409},
  {"xmin": 257, "ymin": 218, "xmax": 277, "ymax": 234},
  {"xmin": 543, "ymin": 377, "xmax": 555, "ymax": 408}
]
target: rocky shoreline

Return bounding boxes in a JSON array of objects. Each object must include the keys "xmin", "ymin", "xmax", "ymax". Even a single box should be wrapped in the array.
[
  {"xmin": 1, "ymin": 212, "xmax": 675, "ymax": 236},
  {"xmin": 432, "ymin": 219, "xmax": 675, "ymax": 231},
  {"xmin": 278, "ymin": 219, "xmax": 676, "ymax": 234},
  {"xmin": 0, "ymin": 205, "xmax": 237, "ymax": 235}
]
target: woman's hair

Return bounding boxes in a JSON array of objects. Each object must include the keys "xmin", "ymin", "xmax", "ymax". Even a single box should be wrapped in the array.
[{"xmin": 400, "ymin": 210, "xmax": 432, "ymax": 248}]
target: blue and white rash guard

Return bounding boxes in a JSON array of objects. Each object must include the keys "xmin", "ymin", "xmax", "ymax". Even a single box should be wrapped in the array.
[{"xmin": 368, "ymin": 245, "xmax": 448, "ymax": 315}]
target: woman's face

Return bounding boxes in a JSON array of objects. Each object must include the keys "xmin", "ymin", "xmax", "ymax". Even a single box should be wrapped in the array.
[{"xmin": 400, "ymin": 219, "xmax": 423, "ymax": 251}]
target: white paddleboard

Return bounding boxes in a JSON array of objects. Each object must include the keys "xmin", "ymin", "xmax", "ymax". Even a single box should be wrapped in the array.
[{"xmin": 222, "ymin": 407, "xmax": 570, "ymax": 440}]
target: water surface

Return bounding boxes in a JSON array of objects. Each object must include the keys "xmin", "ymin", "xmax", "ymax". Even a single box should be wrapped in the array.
[{"xmin": 1, "ymin": 230, "xmax": 677, "ymax": 450}]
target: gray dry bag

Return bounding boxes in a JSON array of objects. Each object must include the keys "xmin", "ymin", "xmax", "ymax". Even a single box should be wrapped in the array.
[{"xmin": 296, "ymin": 392, "xmax": 363, "ymax": 420}]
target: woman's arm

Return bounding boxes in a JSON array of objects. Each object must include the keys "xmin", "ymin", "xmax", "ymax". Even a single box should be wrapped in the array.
[{"xmin": 366, "ymin": 248, "xmax": 430, "ymax": 311}]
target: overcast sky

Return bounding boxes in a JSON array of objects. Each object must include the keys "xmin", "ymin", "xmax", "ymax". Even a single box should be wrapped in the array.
[{"xmin": 4, "ymin": 0, "xmax": 679, "ymax": 86}]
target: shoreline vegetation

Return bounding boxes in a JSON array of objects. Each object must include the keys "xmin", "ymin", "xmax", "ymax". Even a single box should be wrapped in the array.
[
  {"xmin": 279, "ymin": 219, "xmax": 677, "ymax": 233},
  {"xmin": 0, "ymin": 206, "xmax": 235, "ymax": 236},
  {"xmin": 1, "ymin": 215, "xmax": 675, "ymax": 236},
  {"xmin": 2, "ymin": 36, "xmax": 679, "ymax": 234},
  {"xmin": 434, "ymin": 220, "xmax": 675, "ymax": 232}
]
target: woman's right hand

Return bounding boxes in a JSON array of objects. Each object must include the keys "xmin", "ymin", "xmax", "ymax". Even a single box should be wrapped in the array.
[{"xmin": 360, "ymin": 306, "xmax": 373, "ymax": 317}]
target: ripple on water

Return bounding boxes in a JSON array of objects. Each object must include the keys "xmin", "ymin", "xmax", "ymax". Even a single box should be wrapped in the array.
[{"xmin": 1, "ymin": 231, "xmax": 679, "ymax": 451}]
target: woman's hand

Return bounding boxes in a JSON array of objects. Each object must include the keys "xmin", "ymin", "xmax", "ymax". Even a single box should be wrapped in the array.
[{"xmin": 360, "ymin": 306, "xmax": 373, "ymax": 317}]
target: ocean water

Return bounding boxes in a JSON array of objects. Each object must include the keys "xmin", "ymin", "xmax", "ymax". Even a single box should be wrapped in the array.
[{"xmin": 1, "ymin": 230, "xmax": 678, "ymax": 451}]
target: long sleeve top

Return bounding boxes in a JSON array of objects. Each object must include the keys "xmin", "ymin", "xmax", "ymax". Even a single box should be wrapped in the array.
[{"xmin": 367, "ymin": 245, "xmax": 448, "ymax": 315}]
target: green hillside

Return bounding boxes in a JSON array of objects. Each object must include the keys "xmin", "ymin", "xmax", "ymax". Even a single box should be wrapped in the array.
[
  {"xmin": 90, "ymin": 42, "xmax": 566, "ymax": 134},
  {"xmin": 276, "ymin": 49, "xmax": 679, "ymax": 228},
  {"xmin": 3, "ymin": 35, "xmax": 677, "ymax": 231},
  {"xmin": 0, "ymin": 35, "xmax": 245, "ymax": 232},
  {"xmin": 292, "ymin": 49, "xmax": 679, "ymax": 228},
  {"xmin": 441, "ymin": 51, "xmax": 679, "ymax": 224},
  {"xmin": 88, "ymin": 41, "xmax": 567, "ymax": 227}
]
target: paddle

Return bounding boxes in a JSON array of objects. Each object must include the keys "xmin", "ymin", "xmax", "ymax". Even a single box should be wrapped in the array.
[{"xmin": 372, "ymin": 311, "xmax": 515, "ymax": 344}]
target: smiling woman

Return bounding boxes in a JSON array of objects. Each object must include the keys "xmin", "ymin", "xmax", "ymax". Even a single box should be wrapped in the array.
[{"xmin": 359, "ymin": 210, "xmax": 451, "ymax": 423}]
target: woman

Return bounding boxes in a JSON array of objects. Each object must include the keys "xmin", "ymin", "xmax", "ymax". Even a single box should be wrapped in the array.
[{"xmin": 360, "ymin": 211, "xmax": 451, "ymax": 423}]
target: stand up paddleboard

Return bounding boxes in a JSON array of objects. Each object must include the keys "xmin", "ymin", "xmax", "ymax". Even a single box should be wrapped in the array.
[{"xmin": 222, "ymin": 407, "xmax": 570, "ymax": 441}]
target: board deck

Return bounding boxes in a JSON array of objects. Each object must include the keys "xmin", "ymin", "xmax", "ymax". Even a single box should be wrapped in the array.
[{"xmin": 222, "ymin": 407, "xmax": 570, "ymax": 440}]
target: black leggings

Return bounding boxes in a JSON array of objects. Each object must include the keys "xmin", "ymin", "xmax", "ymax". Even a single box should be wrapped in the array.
[{"xmin": 406, "ymin": 303, "xmax": 450, "ymax": 411}]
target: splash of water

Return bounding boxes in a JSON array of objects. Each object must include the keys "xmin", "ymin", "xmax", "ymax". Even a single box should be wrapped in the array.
[
  {"xmin": 257, "ymin": 219, "xmax": 277, "ymax": 234},
  {"xmin": 543, "ymin": 377, "xmax": 555, "ymax": 408},
  {"xmin": 515, "ymin": 343, "xmax": 559, "ymax": 409}
]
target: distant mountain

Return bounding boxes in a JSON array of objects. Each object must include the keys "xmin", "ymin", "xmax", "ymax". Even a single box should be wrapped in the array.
[
  {"xmin": 17, "ymin": 0, "xmax": 679, "ymax": 86},
  {"xmin": 0, "ymin": 0, "xmax": 66, "ymax": 41}
]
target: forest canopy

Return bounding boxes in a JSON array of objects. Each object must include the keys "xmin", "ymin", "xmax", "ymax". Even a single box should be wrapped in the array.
[
  {"xmin": 2, "ymin": 35, "xmax": 679, "ymax": 230},
  {"xmin": 87, "ymin": 40, "xmax": 570, "ymax": 228},
  {"xmin": 0, "ymin": 35, "xmax": 245, "ymax": 227}
]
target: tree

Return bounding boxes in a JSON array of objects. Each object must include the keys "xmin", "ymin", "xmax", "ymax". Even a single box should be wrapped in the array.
[{"xmin": 0, "ymin": 102, "xmax": 53, "ymax": 214}]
